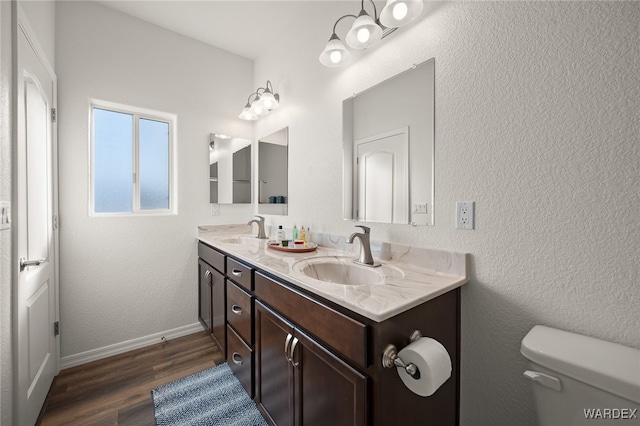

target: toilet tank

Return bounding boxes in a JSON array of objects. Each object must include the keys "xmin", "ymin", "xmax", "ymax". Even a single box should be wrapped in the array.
[{"xmin": 521, "ymin": 325, "xmax": 640, "ymax": 426}]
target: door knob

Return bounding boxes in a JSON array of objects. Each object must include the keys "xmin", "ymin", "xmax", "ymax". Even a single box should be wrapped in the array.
[{"xmin": 19, "ymin": 257, "xmax": 45, "ymax": 271}]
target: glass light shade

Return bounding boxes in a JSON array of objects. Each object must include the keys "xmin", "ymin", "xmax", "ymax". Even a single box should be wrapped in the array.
[
  {"xmin": 379, "ymin": 0, "xmax": 424, "ymax": 28},
  {"xmin": 346, "ymin": 12, "xmax": 383, "ymax": 49},
  {"xmin": 319, "ymin": 36, "xmax": 351, "ymax": 67},
  {"xmin": 239, "ymin": 106, "xmax": 258, "ymax": 121},
  {"xmin": 257, "ymin": 90, "xmax": 279, "ymax": 110},
  {"xmin": 250, "ymin": 99, "xmax": 269, "ymax": 116}
]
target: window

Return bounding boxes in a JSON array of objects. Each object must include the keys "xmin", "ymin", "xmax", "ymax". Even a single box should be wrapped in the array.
[{"xmin": 90, "ymin": 100, "xmax": 176, "ymax": 215}]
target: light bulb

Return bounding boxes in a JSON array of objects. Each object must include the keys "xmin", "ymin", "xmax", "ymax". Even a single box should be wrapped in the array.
[
  {"xmin": 393, "ymin": 2, "xmax": 408, "ymax": 20},
  {"xmin": 330, "ymin": 50, "xmax": 342, "ymax": 64},
  {"xmin": 357, "ymin": 28, "xmax": 370, "ymax": 43},
  {"xmin": 262, "ymin": 99, "xmax": 273, "ymax": 109},
  {"xmin": 254, "ymin": 105, "xmax": 265, "ymax": 115}
]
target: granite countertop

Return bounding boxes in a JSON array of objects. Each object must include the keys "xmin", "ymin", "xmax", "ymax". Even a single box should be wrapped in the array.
[{"xmin": 198, "ymin": 224, "xmax": 469, "ymax": 323}]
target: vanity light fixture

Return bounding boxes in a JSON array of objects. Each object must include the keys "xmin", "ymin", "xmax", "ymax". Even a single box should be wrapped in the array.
[
  {"xmin": 239, "ymin": 80, "xmax": 280, "ymax": 121},
  {"xmin": 319, "ymin": 0, "xmax": 424, "ymax": 68}
]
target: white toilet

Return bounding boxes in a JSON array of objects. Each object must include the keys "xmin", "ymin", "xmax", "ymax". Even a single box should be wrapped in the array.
[{"xmin": 521, "ymin": 325, "xmax": 640, "ymax": 426}]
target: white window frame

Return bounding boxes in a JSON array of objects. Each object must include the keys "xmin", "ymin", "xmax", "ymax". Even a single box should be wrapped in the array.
[{"xmin": 89, "ymin": 99, "xmax": 178, "ymax": 216}]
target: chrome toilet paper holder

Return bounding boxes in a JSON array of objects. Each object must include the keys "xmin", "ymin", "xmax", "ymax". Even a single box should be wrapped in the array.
[{"xmin": 382, "ymin": 330, "xmax": 422, "ymax": 379}]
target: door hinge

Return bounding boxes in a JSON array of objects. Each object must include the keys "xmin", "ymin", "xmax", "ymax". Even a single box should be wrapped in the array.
[
  {"xmin": 51, "ymin": 108, "xmax": 57, "ymax": 122},
  {"xmin": 54, "ymin": 321, "xmax": 60, "ymax": 336},
  {"xmin": 53, "ymin": 215, "xmax": 59, "ymax": 230}
]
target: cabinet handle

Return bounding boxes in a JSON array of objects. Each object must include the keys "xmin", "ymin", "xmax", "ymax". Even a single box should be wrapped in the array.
[
  {"xmin": 290, "ymin": 337, "xmax": 300, "ymax": 368},
  {"xmin": 231, "ymin": 269, "xmax": 243, "ymax": 277},
  {"xmin": 204, "ymin": 270, "xmax": 213, "ymax": 287},
  {"xmin": 284, "ymin": 333, "xmax": 293, "ymax": 362},
  {"xmin": 231, "ymin": 305, "xmax": 242, "ymax": 315},
  {"xmin": 232, "ymin": 352, "xmax": 243, "ymax": 366}
]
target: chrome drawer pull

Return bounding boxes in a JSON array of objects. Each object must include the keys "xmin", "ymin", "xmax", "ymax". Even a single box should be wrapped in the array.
[
  {"xmin": 284, "ymin": 333, "xmax": 293, "ymax": 362},
  {"xmin": 290, "ymin": 337, "xmax": 300, "ymax": 367},
  {"xmin": 231, "ymin": 305, "xmax": 243, "ymax": 315},
  {"xmin": 232, "ymin": 352, "xmax": 243, "ymax": 366},
  {"xmin": 231, "ymin": 269, "xmax": 243, "ymax": 277}
]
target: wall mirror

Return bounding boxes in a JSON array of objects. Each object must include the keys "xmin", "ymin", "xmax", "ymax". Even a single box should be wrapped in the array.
[
  {"xmin": 258, "ymin": 127, "xmax": 288, "ymax": 216},
  {"xmin": 343, "ymin": 58, "xmax": 434, "ymax": 226},
  {"xmin": 209, "ymin": 134, "xmax": 252, "ymax": 204}
]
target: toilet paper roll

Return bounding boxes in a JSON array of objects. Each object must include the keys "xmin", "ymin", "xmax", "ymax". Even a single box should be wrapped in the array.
[{"xmin": 396, "ymin": 337, "xmax": 452, "ymax": 397}]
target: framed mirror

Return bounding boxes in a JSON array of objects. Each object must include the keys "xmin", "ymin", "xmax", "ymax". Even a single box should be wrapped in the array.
[
  {"xmin": 209, "ymin": 134, "xmax": 252, "ymax": 204},
  {"xmin": 258, "ymin": 127, "xmax": 288, "ymax": 216},
  {"xmin": 343, "ymin": 58, "xmax": 434, "ymax": 226}
]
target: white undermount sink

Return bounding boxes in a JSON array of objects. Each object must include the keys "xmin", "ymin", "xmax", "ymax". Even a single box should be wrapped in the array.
[
  {"xmin": 293, "ymin": 257, "xmax": 394, "ymax": 286},
  {"xmin": 219, "ymin": 236, "xmax": 260, "ymax": 245}
]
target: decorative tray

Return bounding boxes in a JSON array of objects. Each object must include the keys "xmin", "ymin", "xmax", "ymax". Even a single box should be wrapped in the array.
[{"xmin": 267, "ymin": 241, "xmax": 318, "ymax": 253}]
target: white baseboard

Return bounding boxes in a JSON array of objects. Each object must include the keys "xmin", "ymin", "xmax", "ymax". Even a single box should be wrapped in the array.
[{"xmin": 60, "ymin": 322, "xmax": 204, "ymax": 370}]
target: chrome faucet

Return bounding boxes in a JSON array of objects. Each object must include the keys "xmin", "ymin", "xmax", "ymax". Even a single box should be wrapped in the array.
[
  {"xmin": 247, "ymin": 215, "xmax": 268, "ymax": 239},
  {"xmin": 347, "ymin": 225, "xmax": 380, "ymax": 267}
]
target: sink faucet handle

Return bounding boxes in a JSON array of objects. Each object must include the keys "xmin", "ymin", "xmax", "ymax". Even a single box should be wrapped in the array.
[
  {"xmin": 255, "ymin": 215, "xmax": 265, "ymax": 222},
  {"xmin": 355, "ymin": 225, "xmax": 370, "ymax": 234}
]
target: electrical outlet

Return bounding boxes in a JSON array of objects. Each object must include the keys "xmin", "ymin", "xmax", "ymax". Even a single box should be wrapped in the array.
[
  {"xmin": 210, "ymin": 203, "xmax": 220, "ymax": 216},
  {"xmin": 456, "ymin": 201, "xmax": 474, "ymax": 230}
]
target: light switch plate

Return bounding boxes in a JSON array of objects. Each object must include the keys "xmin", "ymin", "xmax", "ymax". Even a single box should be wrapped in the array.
[
  {"xmin": 412, "ymin": 203, "xmax": 427, "ymax": 213},
  {"xmin": 0, "ymin": 201, "xmax": 10, "ymax": 231},
  {"xmin": 210, "ymin": 203, "xmax": 220, "ymax": 216}
]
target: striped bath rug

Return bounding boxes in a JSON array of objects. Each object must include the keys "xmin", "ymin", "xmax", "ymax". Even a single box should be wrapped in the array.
[{"xmin": 151, "ymin": 363, "xmax": 267, "ymax": 426}]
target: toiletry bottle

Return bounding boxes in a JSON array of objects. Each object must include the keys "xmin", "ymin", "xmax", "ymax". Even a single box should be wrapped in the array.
[
  {"xmin": 276, "ymin": 225, "xmax": 285, "ymax": 244},
  {"xmin": 292, "ymin": 224, "xmax": 298, "ymax": 239},
  {"xmin": 307, "ymin": 228, "xmax": 312, "ymax": 244},
  {"xmin": 300, "ymin": 226, "xmax": 306, "ymax": 243}
]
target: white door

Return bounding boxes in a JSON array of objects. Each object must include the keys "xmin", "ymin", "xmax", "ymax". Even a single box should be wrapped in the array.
[
  {"xmin": 356, "ymin": 128, "xmax": 409, "ymax": 224},
  {"xmin": 15, "ymin": 16, "xmax": 59, "ymax": 426}
]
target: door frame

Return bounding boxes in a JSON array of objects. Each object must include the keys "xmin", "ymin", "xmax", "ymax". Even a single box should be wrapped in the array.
[{"xmin": 12, "ymin": 5, "xmax": 60, "ymax": 422}]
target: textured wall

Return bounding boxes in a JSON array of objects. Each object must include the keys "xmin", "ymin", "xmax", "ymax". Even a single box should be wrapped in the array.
[
  {"xmin": 55, "ymin": 1, "xmax": 254, "ymax": 357},
  {"xmin": 253, "ymin": 2, "xmax": 640, "ymax": 425}
]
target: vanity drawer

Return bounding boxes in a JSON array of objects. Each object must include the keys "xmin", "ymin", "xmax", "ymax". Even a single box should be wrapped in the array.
[
  {"xmin": 255, "ymin": 272, "xmax": 368, "ymax": 369},
  {"xmin": 226, "ymin": 257, "xmax": 254, "ymax": 291},
  {"xmin": 227, "ymin": 325, "xmax": 254, "ymax": 398},
  {"xmin": 198, "ymin": 242, "xmax": 225, "ymax": 273},
  {"xmin": 227, "ymin": 280, "xmax": 253, "ymax": 345}
]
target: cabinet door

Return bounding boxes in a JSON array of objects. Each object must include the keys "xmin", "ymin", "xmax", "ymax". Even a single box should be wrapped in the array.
[
  {"xmin": 293, "ymin": 330, "xmax": 368, "ymax": 426},
  {"xmin": 256, "ymin": 301, "xmax": 295, "ymax": 426},
  {"xmin": 210, "ymin": 269, "xmax": 226, "ymax": 357},
  {"xmin": 198, "ymin": 259, "xmax": 212, "ymax": 332}
]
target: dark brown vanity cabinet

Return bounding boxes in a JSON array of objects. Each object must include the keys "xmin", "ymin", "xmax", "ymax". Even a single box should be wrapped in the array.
[
  {"xmin": 256, "ymin": 300, "xmax": 367, "ymax": 426},
  {"xmin": 198, "ymin": 241, "xmax": 460, "ymax": 426},
  {"xmin": 198, "ymin": 243, "xmax": 226, "ymax": 355},
  {"xmin": 253, "ymin": 270, "xmax": 460, "ymax": 426}
]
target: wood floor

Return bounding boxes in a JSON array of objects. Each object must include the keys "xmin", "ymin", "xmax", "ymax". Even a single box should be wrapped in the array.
[{"xmin": 37, "ymin": 330, "xmax": 224, "ymax": 426}]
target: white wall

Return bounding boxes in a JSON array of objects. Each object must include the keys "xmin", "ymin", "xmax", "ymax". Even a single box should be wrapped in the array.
[
  {"xmin": 253, "ymin": 2, "xmax": 640, "ymax": 425},
  {"xmin": 55, "ymin": 1, "xmax": 254, "ymax": 358}
]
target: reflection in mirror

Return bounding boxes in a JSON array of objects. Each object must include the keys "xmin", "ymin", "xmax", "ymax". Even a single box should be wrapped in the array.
[
  {"xmin": 209, "ymin": 134, "xmax": 252, "ymax": 204},
  {"xmin": 258, "ymin": 127, "xmax": 288, "ymax": 216},
  {"xmin": 343, "ymin": 58, "xmax": 434, "ymax": 225}
]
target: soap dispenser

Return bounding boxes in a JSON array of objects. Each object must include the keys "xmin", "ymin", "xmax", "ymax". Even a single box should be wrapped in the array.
[{"xmin": 276, "ymin": 226, "xmax": 285, "ymax": 243}]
